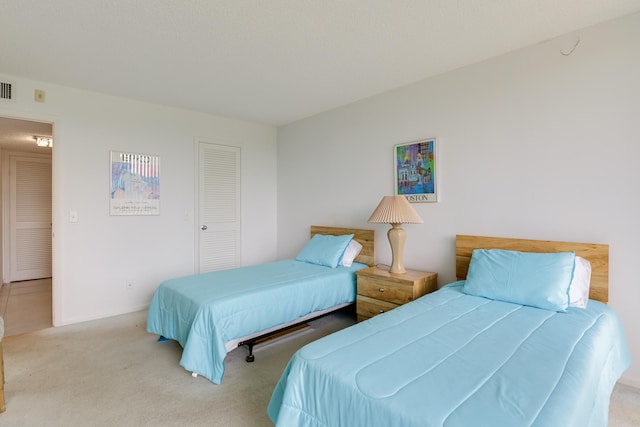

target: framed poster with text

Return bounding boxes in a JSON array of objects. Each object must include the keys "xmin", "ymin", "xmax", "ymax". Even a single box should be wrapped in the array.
[
  {"xmin": 110, "ymin": 151, "xmax": 160, "ymax": 215},
  {"xmin": 394, "ymin": 138, "xmax": 438, "ymax": 202}
]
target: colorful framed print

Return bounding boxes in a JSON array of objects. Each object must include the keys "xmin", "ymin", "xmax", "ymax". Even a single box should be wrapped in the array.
[
  {"xmin": 110, "ymin": 151, "xmax": 160, "ymax": 215},
  {"xmin": 394, "ymin": 138, "xmax": 438, "ymax": 202}
]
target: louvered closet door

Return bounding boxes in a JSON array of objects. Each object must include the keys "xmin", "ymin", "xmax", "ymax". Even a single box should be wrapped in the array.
[
  {"xmin": 10, "ymin": 156, "xmax": 52, "ymax": 281},
  {"xmin": 198, "ymin": 142, "xmax": 241, "ymax": 273}
]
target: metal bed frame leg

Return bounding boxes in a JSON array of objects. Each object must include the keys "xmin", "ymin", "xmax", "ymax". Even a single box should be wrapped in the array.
[
  {"xmin": 245, "ymin": 342, "xmax": 255, "ymax": 362},
  {"xmin": 238, "ymin": 307, "xmax": 346, "ymax": 364}
]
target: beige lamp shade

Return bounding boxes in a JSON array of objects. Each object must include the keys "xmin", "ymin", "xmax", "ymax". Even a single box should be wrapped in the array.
[
  {"xmin": 367, "ymin": 196, "xmax": 424, "ymax": 225},
  {"xmin": 368, "ymin": 196, "xmax": 423, "ymax": 275}
]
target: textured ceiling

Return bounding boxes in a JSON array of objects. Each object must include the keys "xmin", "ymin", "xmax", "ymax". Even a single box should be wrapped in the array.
[{"xmin": 1, "ymin": 1, "xmax": 640, "ymax": 126}]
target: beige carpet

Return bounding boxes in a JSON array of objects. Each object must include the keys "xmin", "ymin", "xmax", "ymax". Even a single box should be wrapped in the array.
[{"xmin": 1, "ymin": 309, "xmax": 638, "ymax": 426}]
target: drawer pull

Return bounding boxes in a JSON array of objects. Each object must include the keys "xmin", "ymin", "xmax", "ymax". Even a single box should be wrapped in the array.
[
  {"xmin": 379, "ymin": 309, "xmax": 385, "ymax": 313},
  {"xmin": 379, "ymin": 288, "xmax": 385, "ymax": 293}
]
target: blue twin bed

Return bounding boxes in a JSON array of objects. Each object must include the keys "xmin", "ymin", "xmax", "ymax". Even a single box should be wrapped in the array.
[
  {"xmin": 267, "ymin": 235, "xmax": 630, "ymax": 427},
  {"xmin": 146, "ymin": 226, "xmax": 375, "ymax": 384}
]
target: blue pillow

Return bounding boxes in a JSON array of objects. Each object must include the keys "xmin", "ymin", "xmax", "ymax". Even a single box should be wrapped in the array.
[
  {"xmin": 295, "ymin": 234, "xmax": 355, "ymax": 268},
  {"xmin": 462, "ymin": 249, "xmax": 575, "ymax": 312}
]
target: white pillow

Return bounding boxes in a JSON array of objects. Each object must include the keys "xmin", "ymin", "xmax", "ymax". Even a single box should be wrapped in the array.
[
  {"xmin": 569, "ymin": 256, "xmax": 592, "ymax": 309},
  {"xmin": 339, "ymin": 240, "xmax": 363, "ymax": 267}
]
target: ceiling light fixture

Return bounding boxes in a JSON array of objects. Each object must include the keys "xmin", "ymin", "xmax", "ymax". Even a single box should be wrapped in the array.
[{"xmin": 34, "ymin": 136, "xmax": 53, "ymax": 147}]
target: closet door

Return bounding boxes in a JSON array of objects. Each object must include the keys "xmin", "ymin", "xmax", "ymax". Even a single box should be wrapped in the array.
[
  {"xmin": 197, "ymin": 142, "xmax": 241, "ymax": 273},
  {"xmin": 9, "ymin": 156, "xmax": 52, "ymax": 281}
]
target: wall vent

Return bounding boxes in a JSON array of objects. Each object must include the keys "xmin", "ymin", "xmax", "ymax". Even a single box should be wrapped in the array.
[{"xmin": 1, "ymin": 81, "xmax": 14, "ymax": 100}]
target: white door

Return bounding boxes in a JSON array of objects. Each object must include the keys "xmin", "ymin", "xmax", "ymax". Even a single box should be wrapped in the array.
[
  {"xmin": 10, "ymin": 156, "xmax": 52, "ymax": 281},
  {"xmin": 197, "ymin": 142, "xmax": 241, "ymax": 273}
]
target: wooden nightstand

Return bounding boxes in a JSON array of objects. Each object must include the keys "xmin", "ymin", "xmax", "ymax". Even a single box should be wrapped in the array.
[{"xmin": 356, "ymin": 266, "xmax": 438, "ymax": 322}]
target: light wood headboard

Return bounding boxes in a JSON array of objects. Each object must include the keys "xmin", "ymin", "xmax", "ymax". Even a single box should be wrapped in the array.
[
  {"xmin": 310, "ymin": 226, "xmax": 375, "ymax": 267},
  {"xmin": 455, "ymin": 235, "xmax": 609, "ymax": 303}
]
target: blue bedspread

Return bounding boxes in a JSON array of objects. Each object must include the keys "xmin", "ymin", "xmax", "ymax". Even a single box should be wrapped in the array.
[
  {"xmin": 268, "ymin": 281, "xmax": 630, "ymax": 427},
  {"xmin": 147, "ymin": 260, "xmax": 366, "ymax": 384}
]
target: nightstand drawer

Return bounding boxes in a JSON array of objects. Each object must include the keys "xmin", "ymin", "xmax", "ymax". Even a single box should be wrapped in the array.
[
  {"xmin": 356, "ymin": 295, "xmax": 398, "ymax": 319},
  {"xmin": 357, "ymin": 276, "xmax": 413, "ymax": 305},
  {"xmin": 355, "ymin": 266, "xmax": 438, "ymax": 323}
]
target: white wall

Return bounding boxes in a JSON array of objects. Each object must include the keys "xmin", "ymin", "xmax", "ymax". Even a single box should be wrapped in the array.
[
  {"xmin": 0, "ymin": 76, "xmax": 278, "ymax": 326},
  {"xmin": 277, "ymin": 13, "xmax": 640, "ymax": 386}
]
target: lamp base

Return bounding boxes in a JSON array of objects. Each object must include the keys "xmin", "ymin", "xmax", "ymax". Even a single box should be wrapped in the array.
[{"xmin": 387, "ymin": 224, "xmax": 407, "ymax": 275}]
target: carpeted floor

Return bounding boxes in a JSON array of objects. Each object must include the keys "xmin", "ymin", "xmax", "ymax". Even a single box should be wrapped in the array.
[
  {"xmin": 1, "ymin": 309, "xmax": 354, "ymax": 426},
  {"xmin": 1, "ymin": 309, "xmax": 638, "ymax": 426}
]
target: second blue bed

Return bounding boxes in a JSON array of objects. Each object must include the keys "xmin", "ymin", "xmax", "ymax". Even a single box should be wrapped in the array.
[
  {"xmin": 268, "ymin": 281, "xmax": 630, "ymax": 426},
  {"xmin": 268, "ymin": 235, "xmax": 630, "ymax": 427}
]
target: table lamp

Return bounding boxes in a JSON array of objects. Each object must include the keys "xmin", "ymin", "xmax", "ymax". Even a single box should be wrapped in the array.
[{"xmin": 368, "ymin": 195, "xmax": 423, "ymax": 274}]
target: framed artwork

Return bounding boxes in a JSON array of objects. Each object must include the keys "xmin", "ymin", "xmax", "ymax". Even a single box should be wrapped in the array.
[
  {"xmin": 110, "ymin": 151, "xmax": 160, "ymax": 215},
  {"xmin": 394, "ymin": 137, "xmax": 438, "ymax": 202}
]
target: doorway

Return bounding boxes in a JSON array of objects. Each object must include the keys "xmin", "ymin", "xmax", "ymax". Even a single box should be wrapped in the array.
[{"xmin": 0, "ymin": 116, "xmax": 53, "ymax": 336}]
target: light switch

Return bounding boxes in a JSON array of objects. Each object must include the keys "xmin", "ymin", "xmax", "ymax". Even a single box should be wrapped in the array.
[{"xmin": 69, "ymin": 210, "xmax": 78, "ymax": 223}]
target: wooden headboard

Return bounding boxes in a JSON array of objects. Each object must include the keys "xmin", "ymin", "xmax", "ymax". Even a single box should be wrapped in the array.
[
  {"xmin": 455, "ymin": 235, "xmax": 609, "ymax": 303},
  {"xmin": 310, "ymin": 226, "xmax": 375, "ymax": 267}
]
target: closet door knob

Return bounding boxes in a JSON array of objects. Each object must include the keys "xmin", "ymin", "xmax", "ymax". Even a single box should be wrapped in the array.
[{"xmin": 201, "ymin": 225, "xmax": 208, "ymax": 231}]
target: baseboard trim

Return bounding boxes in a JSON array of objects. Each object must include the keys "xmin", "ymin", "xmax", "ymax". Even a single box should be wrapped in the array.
[
  {"xmin": 618, "ymin": 376, "xmax": 640, "ymax": 389},
  {"xmin": 57, "ymin": 304, "xmax": 150, "ymax": 327}
]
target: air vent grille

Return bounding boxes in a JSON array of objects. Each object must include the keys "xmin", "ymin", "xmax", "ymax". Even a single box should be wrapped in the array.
[{"xmin": 1, "ymin": 82, "xmax": 13, "ymax": 100}]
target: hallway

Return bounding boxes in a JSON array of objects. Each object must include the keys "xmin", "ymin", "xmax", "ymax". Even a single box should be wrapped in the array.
[{"xmin": 0, "ymin": 278, "xmax": 52, "ymax": 337}]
